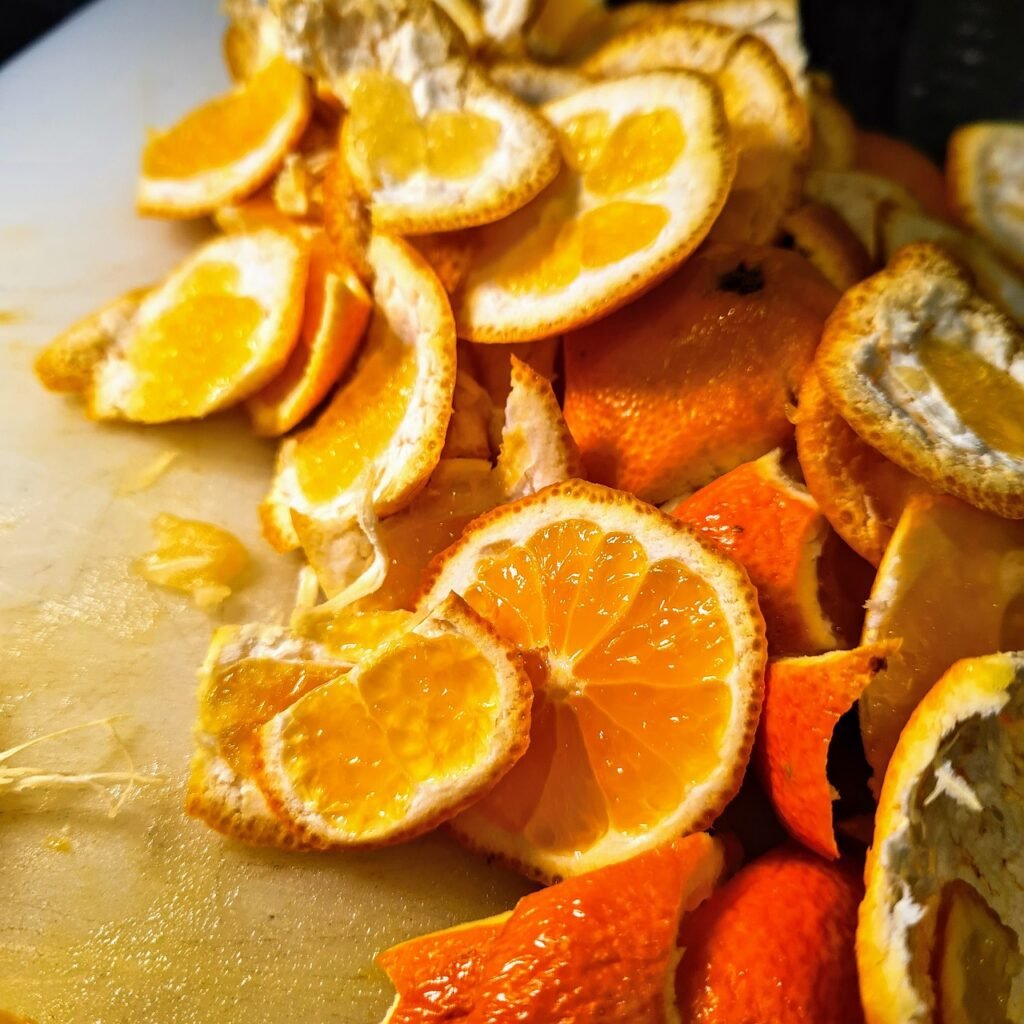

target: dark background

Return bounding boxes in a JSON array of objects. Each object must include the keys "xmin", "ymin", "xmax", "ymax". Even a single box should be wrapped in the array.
[{"xmin": 3, "ymin": 0, "xmax": 1022, "ymax": 161}]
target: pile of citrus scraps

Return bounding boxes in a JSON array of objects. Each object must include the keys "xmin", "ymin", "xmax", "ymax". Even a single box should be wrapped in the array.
[{"xmin": 33, "ymin": 0, "xmax": 1024, "ymax": 1019}]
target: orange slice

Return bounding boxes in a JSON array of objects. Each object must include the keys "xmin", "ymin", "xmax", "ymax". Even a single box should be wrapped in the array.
[
  {"xmin": 257, "ymin": 595, "xmax": 532, "ymax": 848},
  {"xmin": 807, "ymin": 71, "xmax": 856, "ymax": 171},
  {"xmin": 36, "ymin": 229, "xmax": 309, "ymax": 423},
  {"xmin": 857, "ymin": 493, "xmax": 1024, "ymax": 791},
  {"xmin": 246, "ymin": 233, "xmax": 372, "ymax": 436},
  {"xmin": 563, "ymin": 243, "xmax": 837, "ymax": 503},
  {"xmin": 779, "ymin": 201, "xmax": 871, "ymax": 291},
  {"xmin": 676, "ymin": 846, "xmax": 864, "ymax": 1023},
  {"xmin": 756, "ymin": 642, "xmax": 896, "ymax": 859},
  {"xmin": 418, "ymin": 479, "xmax": 766, "ymax": 881},
  {"xmin": 795, "ymin": 362, "xmax": 932, "ymax": 567},
  {"xmin": 138, "ymin": 56, "xmax": 311, "ymax": 218},
  {"xmin": 858, "ymin": 653, "xmax": 1024, "ymax": 1024},
  {"xmin": 816, "ymin": 243, "xmax": 1024, "ymax": 518},
  {"xmin": 453, "ymin": 71, "xmax": 735, "ymax": 342},
  {"xmin": 486, "ymin": 59, "xmax": 590, "ymax": 106},
  {"xmin": 378, "ymin": 833, "xmax": 725, "ymax": 1023},
  {"xmin": 260, "ymin": 233, "xmax": 456, "ymax": 553},
  {"xmin": 223, "ymin": 0, "xmax": 282, "ymax": 81},
  {"xmin": 321, "ymin": 148, "xmax": 373, "ymax": 282},
  {"xmin": 276, "ymin": 0, "xmax": 561, "ymax": 233},
  {"xmin": 855, "ymin": 130, "xmax": 951, "ymax": 221},
  {"xmin": 672, "ymin": 449, "xmax": 843, "ymax": 657},
  {"xmin": 877, "ymin": 202, "xmax": 1024, "ymax": 327},
  {"xmin": 947, "ymin": 121, "xmax": 1024, "ymax": 273}
]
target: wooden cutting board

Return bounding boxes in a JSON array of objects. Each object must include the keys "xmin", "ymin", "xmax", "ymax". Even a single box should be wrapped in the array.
[{"xmin": 0, "ymin": 2, "xmax": 532, "ymax": 1020}]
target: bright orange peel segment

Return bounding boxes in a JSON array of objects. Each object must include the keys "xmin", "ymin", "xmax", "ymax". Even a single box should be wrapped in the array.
[
  {"xmin": 779, "ymin": 201, "xmax": 871, "ymax": 291},
  {"xmin": 418, "ymin": 479, "xmax": 766, "ymax": 882},
  {"xmin": 138, "ymin": 55, "xmax": 311, "ymax": 218},
  {"xmin": 453, "ymin": 71, "xmax": 735, "ymax": 342},
  {"xmin": 257, "ymin": 594, "xmax": 532, "ymax": 848}
]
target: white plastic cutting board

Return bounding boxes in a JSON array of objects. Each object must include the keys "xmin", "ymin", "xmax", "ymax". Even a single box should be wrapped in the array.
[{"xmin": 0, "ymin": 2, "xmax": 532, "ymax": 1020}]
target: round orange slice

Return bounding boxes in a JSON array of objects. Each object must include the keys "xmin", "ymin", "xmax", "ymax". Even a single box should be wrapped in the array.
[
  {"xmin": 857, "ymin": 493, "xmax": 1024, "ymax": 793},
  {"xmin": 756, "ymin": 642, "xmax": 896, "ymax": 859},
  {"xmin": 39, "ymin": 228, "xmax": 308, "ymax": 423},
  {"xmin": 947, "ymin": 121, "xmax": 1024, "ymax": 274},
  {"xmin": 417, "ymin": 479, "xmax": 766, "ymax": 881},
  {"xmin": 138, "ymin": 55, "xmax": 311, "ymax": 218},
  {"xmin": 246, "ymin": 233, "xmax": 372, "ymax": 437},
  {"xmin": 779, "ymin": 201, "xmax": 871, "ymax": 291},
  {"xmin": 260, "ymin": 233, "xmax": 456, "ymax": 553},
  {"xmin": 453, "ymin": 71, "xmax": 735, "ymax": 342},
  {"xmin": 858, "ymin": 653, "xmax": 1024, "ymax": 1024},
  {"xmin": 257, "ymin": 594, "xmax": 532, "ymax": 848},
  {"xmin": 816, "ymin": 242, "xmax": 1024, "ymax": 518}
]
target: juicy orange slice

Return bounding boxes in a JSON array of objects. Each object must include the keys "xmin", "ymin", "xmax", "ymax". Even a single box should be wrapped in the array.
[
  {"xmin": 756, "ymin": 642, "xmax": 896, "ymax": 859},
  {"xmin": 223, "ymin": 0, "xmax": 282, "ymax": 81},
  {"xmin": 779, "ymin": 201, "xmax": 871, "ymax": 291},
  {"xmin": 246, "ymin": 234, "xmax": 372, "ymax": 437},
  {"xmin": 257, "ymin": 595, "xmax": 532, "ymax": 848},
  {"xmin": 563, "ymin": 243, "xmax": 837, "ymax": 503},
  {"xmin": 37, "ymin": 229, "xmax": 309, "ymax": 423},
  {"xmin": 486, "ymin": 58, "xmax": 590, "ymax": 106},
  {"xmin": 947, "ymin": 121, "xmax": 1024, "ymax": 273},
  {"xmin": 817, "ymin": 243, "xmax": 1024, "ymax": 518},
  {"xmin": 857, "ymin": 494, "xmax": 1024, "ymax": 791},
  {"xmin": 138, "ymin": 56, "xmax": 311, "ymax": 218},
  {"xmin": 418, "ymin": 479, "xmax": 766, "ymax": 881},
  {"xmin": 795, "ymin": 362, "xmax": 933, "ymax": 567},
  {"xmin": 378, "ymin": 834, "xmax": 725, "ymax": 1023},
  {"xmin": 672, "ymin": 449, "xmax": 844, "ymax": 657},
  {"xmin": 858, "ymin": 653, "xmax": 1024, "ymax": 1024},
  {"xmin": 260, "ymin": 233, "xmax": 456, "ymax": 553},
  {"xmin": 453, "ymin": 72, "xmax": 735, "ymax": 342},
  {"xmin": 276, "ymin": 0, "xmax": 561, "ymax": 233},
  {"xmin": 807, "ymin": 71, "xmax": 856, "ymax": 171}
]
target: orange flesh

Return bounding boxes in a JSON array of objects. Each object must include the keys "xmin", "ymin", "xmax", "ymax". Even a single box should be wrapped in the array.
[
  {"xmin": 276, "ymin": 635, "xmax": 500, "ymax": 832},
  {"xmin": 584, "ymin": 108, "xmax": 686, "ymax": 195},
  {"xmin": 142, "ymin": 57, "xmax": 304, "ymax": 179},
  {"xmin": 346, "ymin": 71, "xmax": 500, "ymax": 185},
  {"xmin": 126, "ymin": 262, "xmax": 264, "ymax": 420},
  {"xmin": 459, "ymin": 518, "xmax": 733, "ymax": 851},
  {"xmin": 292, "ymin": 317, "xmax": 417, "ymax": 503}
]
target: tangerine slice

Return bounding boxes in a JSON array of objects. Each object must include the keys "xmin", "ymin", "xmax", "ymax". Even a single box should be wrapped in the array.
[
  {"xmin": 138, "ymin": 56, "xmax": 311, "ymax": 218},
  {"xmin": 816, "ymin": 243, "xmax": 1024, "ymax": 518},
  {"xmin": 453, "ymin": 72, "xmax": 735, "ymax": 342},
  {"xmin": 779, "ymin": 201, "xmax": 871, "ymax": 291},
  {"xmin": 858, "ymin": 653, "xmax": 1024, "ymax": 1024},
  {"xmin": 418, "ymin": 480, "xmax": 766, "ymax": 881},
  {"xmin": 257, "ymin": 595, "xmax": 532, "ymax": 848},
  {"xmin": 246, "ymin": 233, "xmax": 372, "ymax": 437}
]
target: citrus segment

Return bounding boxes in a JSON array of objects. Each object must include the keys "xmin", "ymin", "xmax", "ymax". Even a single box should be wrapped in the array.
[
  {"xmin": 672, "ymin": 449, "xmax": 842, "ymax": 656},
  {"xmin": 453, "ymin": 72, "xmax": 735, "ymax": 342},
  {"xmin": 756, "ymin": 643, "xmax": 896, "ymax": 859},
  {"xmin": 858, "ymin": 653, "xmax": 1024, "ymax": 1024},
  {"xmin": 418, "ymin": 480, "xmax": 766, "ymax": 881},
  {"xmin": 854, "ymin": 131, "xmax": 951, "ymax": 221},
  {"xmin": 138, "ymin": 56, "xmax": 311, "ymax": 217},
  {"xmin": 87, "ymin": 229, "xmax": 308, "ymax": 423},
  {"xmin": 779, "ymin": 201, "xmax": 871, "ymax": 291},
  {"xmin": 564, "ymin": 243, "xmax": 837, "ymax": 503},
  {"xmin": 257, "ymin": 595, "xmax": 532, "ymax": 848},
  {"xmin": 857, "ymin": 494, "xmax": 1024, "ymax": 791},
  {"xmin": 816, "ymin": 243, "xmax": 1024, "ymax": 518},
  {"xmin": 246, "ymin": 234, "xmax": 372, "ymax": 436}
]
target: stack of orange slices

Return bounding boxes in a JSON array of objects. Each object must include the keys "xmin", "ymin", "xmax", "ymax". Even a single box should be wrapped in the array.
[{"xmin": 29, "ymin": 0, "xmax": 1024, "ymax": 1018}]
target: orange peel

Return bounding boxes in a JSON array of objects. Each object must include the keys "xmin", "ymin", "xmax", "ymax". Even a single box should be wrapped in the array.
[{"xmin": 779, "ymin": 201, "xmax": 871, "ymax": 291}]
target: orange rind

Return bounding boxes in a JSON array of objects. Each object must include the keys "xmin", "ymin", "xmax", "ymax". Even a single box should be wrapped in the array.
[
  {"xmin": 418, "ymin": 479, "xmax": 767, "ymax": 882},
  {"xmin": 854, "ymin": 130, "xmax": 951, "ymax": 221},
  {"xmin": 257, "ymin": 594, "xmax": 532, "ymax": 848},
  {"xmin": 816, "ymin": 243, "xmax": 1024, "ymax": 518},
  {"xmin": 779, "ymin": 201, "xmax": 871, "ymax": 291},
  {"xmin": 486, "ymin": 58, "xmax": 591, "ymax": 106},
  {"xmin": 807, "ymin": 71, "xmax": 856, "ymax": 171},
  {"xmin": 453, "ymin": 71, "xmax": 735, "ymax": 342}
]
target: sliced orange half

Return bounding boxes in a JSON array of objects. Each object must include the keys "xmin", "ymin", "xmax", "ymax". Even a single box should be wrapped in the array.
[
  {"xmin": 138, "ymin": 55, "xmax": 311, "ymax": 218},
  {"xmin": 756, "ymin": 642, "xmax": 896, "ymax": 859},
  {"xmin": 38, "ymin": 229, "xmax": 308, "ymax": 423},
  {"xmin": 858, "ymin": 653, "xmax": 1024, "ymax": 1024},
  {"xmin": 260, "ymin": 233, "xmax": 456, "ymax": 553},
  {"xmin": 817, "ymin": 242, "xmax": 1024, "ymax": 518},
  {"xmin": 779, "ymin": 201, "xmax": 871, "ymax": 291},
  {"xmin": 257, "ymin": 595, "xmax": 532, "ymax": 848},
  {"xmin": 947, "ymin": 121, "xmax": 1024, "ymax": 274},
  {"xmin": 453, "ymin": 71, "xmax": 734, "ymax": 342},
  {"xmin": 246, "ymin": 234, "xmax": 371, "ymax": 437},
  {"xmin": 417, "ymin": 479, "xmax": 766, "ymax": 881},
  {"xmin": 857, "ymin": 494, "xmax": 1024, "ymax": 791}
]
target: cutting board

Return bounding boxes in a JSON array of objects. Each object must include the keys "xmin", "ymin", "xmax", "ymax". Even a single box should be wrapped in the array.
[{"xmin": 0, "ymin": 2, "xmax": 533, "ymax": 1020}]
